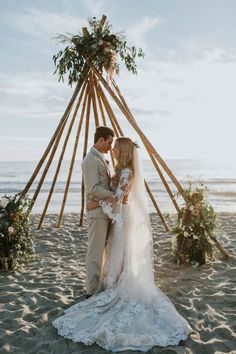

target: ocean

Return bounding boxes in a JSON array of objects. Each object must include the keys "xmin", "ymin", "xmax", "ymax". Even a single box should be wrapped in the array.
[{"xmin": 0, "ymin": 159, "xmax": 235, "ymax": 214}]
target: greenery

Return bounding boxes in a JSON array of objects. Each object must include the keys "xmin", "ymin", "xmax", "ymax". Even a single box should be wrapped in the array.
[
  {"xmin": 0, "ymin": 193, "xmax": 34, "ymax": 271},
  {"xmin": 53, "ymin": 16, "xmax": 145, "ymax": 86},
  {"xmin": 171, "ymin": 183, "xmax": 217, "ymax": 265}
]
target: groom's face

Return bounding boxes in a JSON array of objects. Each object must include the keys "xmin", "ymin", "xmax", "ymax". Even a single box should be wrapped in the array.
[{"xmin": 101, "ymin": 135, "xmax": 114, "ymax": 153}]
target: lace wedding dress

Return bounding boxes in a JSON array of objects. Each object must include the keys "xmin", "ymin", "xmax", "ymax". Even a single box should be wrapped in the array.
[{"xmin": 52, "ymin": 149, "xmax": 192, "ymax": 352}]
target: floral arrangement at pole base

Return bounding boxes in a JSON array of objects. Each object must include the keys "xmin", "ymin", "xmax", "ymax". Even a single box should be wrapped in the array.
[
  {"xmin": 53, "ymin": 16, "xmax": 145, "ymax": 86},
  {"xmin": 171, "ymin": 183, "xmax": 217, "ymax": 266},
  {"xmin": 0, "ymin": 193, "xmax": 34, "ymax": 271}
]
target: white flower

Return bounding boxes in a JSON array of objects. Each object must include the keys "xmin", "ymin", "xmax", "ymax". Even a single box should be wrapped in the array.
[
  {"xmin": 0, "ymin": 199, "xmax": 8, "ymax": 208},
  {"xmin": 193, "ymin": 234, "xmax": 198, "ymax": 240},
  {"xmin": 189, "ymin": 205, "xmax": 194, "ymax": 211},
  {"xmin": 8, "ymin": 226, "xmax": 15, "ymax": 235},
  {"xmin": 98, "ymin": 40, "xmax": 103, "ymax": 45},
  {"xmin": 184, "ymin": 231, "xmax": 189, "ymax": 238}
]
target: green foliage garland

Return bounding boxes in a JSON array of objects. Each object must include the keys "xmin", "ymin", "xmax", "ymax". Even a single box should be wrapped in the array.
[{"xmin": 53, "ymin": 17, "xmax": 144, "ymax": 86}]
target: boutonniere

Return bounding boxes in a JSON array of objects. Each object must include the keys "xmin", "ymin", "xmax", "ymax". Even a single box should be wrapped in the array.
[{"xmin": 105, "ymin": 159, "xmax": 110, "ymax": 166}]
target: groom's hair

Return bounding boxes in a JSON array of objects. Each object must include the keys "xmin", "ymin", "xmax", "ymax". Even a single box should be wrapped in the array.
[{"xmin": 94, "ymin": 126, "xmax": 114, "ymax": 143}]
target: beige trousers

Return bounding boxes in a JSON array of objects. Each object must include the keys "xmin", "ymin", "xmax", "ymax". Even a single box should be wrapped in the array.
[{"xmin": 86, "ymin": 215, "xmax": 111, "ymax": 295}]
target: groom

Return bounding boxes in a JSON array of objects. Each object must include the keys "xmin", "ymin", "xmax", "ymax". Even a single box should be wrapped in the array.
[{"xmin": 81, "ymin": 126, "xmax": 115, "ymax": 297}]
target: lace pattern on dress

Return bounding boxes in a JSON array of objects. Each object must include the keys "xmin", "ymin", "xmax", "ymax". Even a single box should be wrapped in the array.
[
  {"xmin": 52, "ymin": 287, "xmax": 192, "ymax": 351},
  {"xmin": 101, "ymin": 168, "xmax": 132, "ymax": 224}
]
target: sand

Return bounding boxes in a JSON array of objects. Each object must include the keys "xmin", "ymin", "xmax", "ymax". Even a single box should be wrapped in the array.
[{"xmin": 0, "ymin": 212, "xmax": 235, "ymax": 354}]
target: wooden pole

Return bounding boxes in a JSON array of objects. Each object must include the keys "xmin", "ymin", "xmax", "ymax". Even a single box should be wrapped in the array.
[
  {"xmin": 150, "ymin": 153, "xmax": 179, "ymax": 211},
  {"xmin": 79, "ymin": 84, "xmax": 92, "ymax": 226},
  {"xmin": 56, "ymin": 84, "xmax": 90, "ymax": 228},
  {"xmin": 94, "ymin": 76, "xmax": 107, "ymax": 126},
  {"xmin": 96, "ymin": 80, "xmax": 123, "ymax": 136},
  {"xmin": 144, "ymin": 180, "xmax": 169, "ymax": 232},
  {"xmin": 22, "ymin": 66, "xmax": 89, "ymax": 196},
  {"xmin": 98, "ymin": 89, "xmax": 119, "ymax": 136},
  {"xmin": 99, "ymin": 15, "xmax": 107, "ymax": 28},
  {"xmin": 90, "ymin": 71, "xmax": 99, "ymax": 127},
  {"xmin": 210, "ymin": 235, "xmax": 229, "ymax": 259},
  {"xmin": 112, "ymin": 79, "xmax": 136, "ymax": 123},
  {"xmin": 32, "ymin": 103, "xmax": 72, "ymax": 203},
  {"xmin": 37, "ymin": 79, "xmax": 89, "ymax": 229},
  {"xmin": 82, "ymin": 27, "xmax": 90, "ymax": 37},
  {"xmin": 93, "ymin": 74, "xmax": 115, "ymax": 166}
]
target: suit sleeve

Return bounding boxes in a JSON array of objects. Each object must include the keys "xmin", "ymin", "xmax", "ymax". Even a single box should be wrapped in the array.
[{"xmin": 81, "ymin": 157, "xmax": 114, "ymax": 200}]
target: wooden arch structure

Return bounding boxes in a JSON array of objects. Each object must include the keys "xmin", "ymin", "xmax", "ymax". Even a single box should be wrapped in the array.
[
  {"xmin": 20, "ymin": 15, "xmax": 229, "ymax": 259},
  {"xmin": 22, "ymin": 15, "xmax": 183, "ymax": 231}
]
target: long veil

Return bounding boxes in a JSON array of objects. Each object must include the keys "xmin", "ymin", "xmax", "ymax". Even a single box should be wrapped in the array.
[{"xmin": 117, "ymin": 147, "xmax": 157, "ymax": 303}]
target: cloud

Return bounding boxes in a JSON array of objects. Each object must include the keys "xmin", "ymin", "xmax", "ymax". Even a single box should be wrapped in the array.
[
  {"xmin": 130, "ymin": 108, "xmax": 156, "ymax": 116},
  {"xmin": 1, "ymin": 2, "xmax": 110, "ymax": 41},
  {"xmin": 0, "ymin": 71, "xmax": 71, "ymax": 118},
  {"xmin": 1, "ymin": 9, "xmax": 87, "ymax": 39},
  {"xmin": 0, "ymin": 136, "xmax": 48, "ymax": 142},
  {"xmin": 203, "ymin": 46, "xmax": 236, "ymax": 63},
  {"xmin": 126, "ymin": 16, "xmax": 163, "ymax": 49},
  {"xmin": 171, "ymin": 34, "xmax": 236, "ymax": 63}
]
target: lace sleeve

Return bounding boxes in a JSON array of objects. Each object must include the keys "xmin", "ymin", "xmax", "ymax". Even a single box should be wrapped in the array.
[
  {"xmin": 114, "ymin": 168, "xmax": 132, "ymax": 201},
  {"xmin": 100, "ymin": 168, "xmax": 132, "ymax": 223}
]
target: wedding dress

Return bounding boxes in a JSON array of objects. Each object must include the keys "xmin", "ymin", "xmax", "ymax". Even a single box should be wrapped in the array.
[{"xmin": 52, "ymin": 148, "xmax": 192, "ymax": 352}]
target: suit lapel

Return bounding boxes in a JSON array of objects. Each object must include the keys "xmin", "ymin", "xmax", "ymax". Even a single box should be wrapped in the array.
[{"xmin": 90, "ymin": 147, "xmax": 111, "ymax": 177}]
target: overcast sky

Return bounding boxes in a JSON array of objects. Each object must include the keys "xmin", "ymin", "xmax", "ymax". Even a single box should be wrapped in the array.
[{"xmin": 0, "ymin": 0, "xmax": 236, "ymax": 162}]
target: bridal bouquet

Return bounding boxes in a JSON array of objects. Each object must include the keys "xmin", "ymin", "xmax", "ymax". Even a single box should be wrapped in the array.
[
  {"xmin": 0, "ymin": 193, "xmax": 34, "ymax": 271},
  {"xmin": 171, "ymin": 183, "xmax": 217, "ymax": 265},
  {"xmin": 53, "ymin": 16, "xmax": 144, "ymax": 85}
]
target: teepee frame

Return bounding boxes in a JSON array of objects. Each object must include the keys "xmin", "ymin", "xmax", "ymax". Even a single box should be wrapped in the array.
[{"xmin": 21, "ymin": 15, "xmax": 228, "ymax": 259}]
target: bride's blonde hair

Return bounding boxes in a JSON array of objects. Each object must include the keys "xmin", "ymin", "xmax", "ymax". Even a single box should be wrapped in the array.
[{"xmin": 111, "ymin": 137, "xmax": 138, "ymax": 188}]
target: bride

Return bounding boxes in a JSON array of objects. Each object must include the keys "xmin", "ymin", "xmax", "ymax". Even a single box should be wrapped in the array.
[{"xmin": 52, "ymin": 137, "xmax": 192, "ymax": 352}]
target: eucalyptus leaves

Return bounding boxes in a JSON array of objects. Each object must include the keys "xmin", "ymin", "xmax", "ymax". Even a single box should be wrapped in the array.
[{"xmin": 53, "ymin": 17, "xmax": 144, "ymax": 86}]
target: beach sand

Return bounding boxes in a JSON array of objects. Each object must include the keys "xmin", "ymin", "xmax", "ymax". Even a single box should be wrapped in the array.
[{"xmin": 0, "ymin": 212, "xmax": 235, "ymax": 354}]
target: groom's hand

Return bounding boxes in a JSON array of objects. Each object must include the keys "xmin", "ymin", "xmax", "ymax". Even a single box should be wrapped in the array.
[
  {"xmin": 86, "ymin": 200, "xmax": 100, "ymax": 211},
  {"xmin": 104, "ymin": 196, "xmax": 117, "ymax": 211}
]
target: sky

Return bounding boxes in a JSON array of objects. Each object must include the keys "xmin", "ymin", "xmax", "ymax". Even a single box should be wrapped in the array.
[{"xmin": 0, "ymin": 0, "xmax": 236, "ymax": 162}]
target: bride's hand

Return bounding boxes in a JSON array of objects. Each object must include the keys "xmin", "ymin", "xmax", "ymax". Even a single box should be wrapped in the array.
[{"xmin": 86, "ymin": 200, "xmax": 100, "ymax": 211}]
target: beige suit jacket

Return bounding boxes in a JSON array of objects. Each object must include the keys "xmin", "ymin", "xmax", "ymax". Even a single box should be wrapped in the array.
[{"xmin": 81, "ymin": 147, "xmax": 114, "ymax": 219}]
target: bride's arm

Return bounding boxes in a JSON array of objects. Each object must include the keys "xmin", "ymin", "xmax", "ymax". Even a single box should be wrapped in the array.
[
  {"xmin": 100, "ymin": 168, "xmax": 133, "ymax": 222},
  {"xmin": 87, "ymin": 169, "xmax": 132, "ymax": 213}
]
